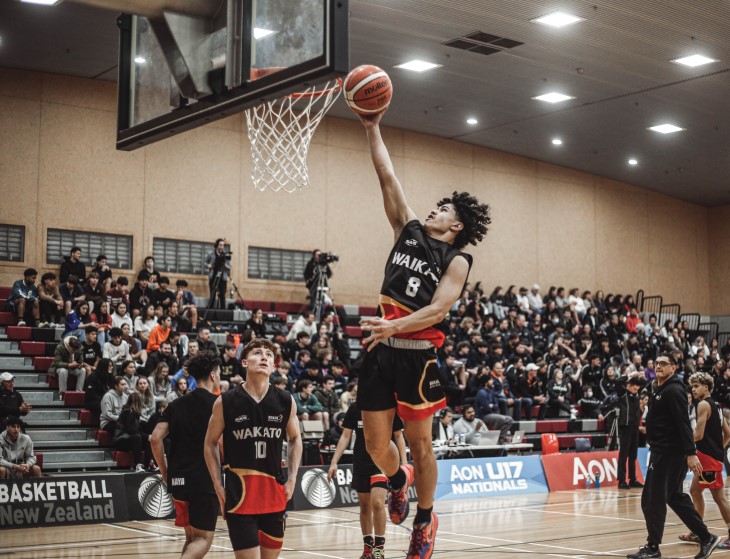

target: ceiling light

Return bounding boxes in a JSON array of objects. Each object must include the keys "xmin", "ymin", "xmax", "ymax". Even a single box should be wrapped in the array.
[
  {"xmin": 253, "ymin": 28, "xmax": 275, "ymax": 40},
  {"xmin": 532, "ymin": 92, "xmax": 575, "ymax": 103},
  {"xmin": 20, "ymin": 0, "xmax": 62, "ymax": 4},
  {"xmin": 531, "ymin": 11, "xmax": 584, "ymax": 27},
  {"xmin": 671, "ymin": 54, "xmax": 717, "ymax": 67},
  {"xmin": 628, "ymin": 158, "xmax": 638, "ymax": 166},
  {"xmin": 648, "ymin": 124, "xmax": 684, "ymax": 134},
  {"xmin": 394, "ymin": 60, "xmax": 442, "ymax": 73},
  {"xmin": 551, "ymin": 138, "xmax": 562, "ymax": 145},
  {"xmin": 466, "ymin": 118, "xmax": 478, "ymax": 125},
  {"xmin": 134, "ymin": 56, "xmax": 146, "ymax": 64}
]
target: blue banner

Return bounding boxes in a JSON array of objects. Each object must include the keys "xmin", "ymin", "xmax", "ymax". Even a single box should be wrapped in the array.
[{"xmin": 435, "ymin": 455, "xmax": 548, "ymax": 500}]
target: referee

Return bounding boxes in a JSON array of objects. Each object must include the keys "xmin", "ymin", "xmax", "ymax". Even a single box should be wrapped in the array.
[
  {"xmin": 151, "ymin": 352, "xmax": 221, "ymax": 559},
  {"xmin": 628, "ymin": 353, "xmax": 719, "ymax": 559}
]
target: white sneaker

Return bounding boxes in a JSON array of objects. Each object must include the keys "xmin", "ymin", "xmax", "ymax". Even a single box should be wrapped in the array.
[
  {"xmin": 135, "ymin": 464, "xmax": 146, "ymax": 472},
  {"xmin": 17, "ymin": 320, "xmax": 26, "ymax": 327}
]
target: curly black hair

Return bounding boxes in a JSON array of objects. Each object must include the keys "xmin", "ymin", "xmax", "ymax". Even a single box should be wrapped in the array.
[{"xmin": 436, "ymin": 191, "xmax": 491, "ymax": 250}]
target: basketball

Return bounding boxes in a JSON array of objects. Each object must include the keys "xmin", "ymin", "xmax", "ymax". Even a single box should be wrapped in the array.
[{"xmin": 344, "ymin": 65, "xmax": 393, "ymax": 116}]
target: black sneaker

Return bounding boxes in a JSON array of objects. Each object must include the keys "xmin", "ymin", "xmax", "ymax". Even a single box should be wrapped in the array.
[
  {"xmin": 629, "ymin": 481, "xmax": 644, "ymax": 488},
  {"xmin": 695, "ymin": 535, "xmax": 720, "ymax": 559},
  {"xmin": 618, "ymin": 482, "xmax": 631, "ymax": 489},
  {"xmin": 627, "ymin": 544, "xmax": 661, "ymax": 559}
]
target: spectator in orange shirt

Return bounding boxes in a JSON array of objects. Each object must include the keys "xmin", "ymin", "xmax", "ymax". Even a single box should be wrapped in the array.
[
  {"xmin": 147, "ymin": 314, "xmax": 172, "ymax": 353},
  {"xmin": 625, "ymin": 307, "xmax": 643, "ymax": 335}
]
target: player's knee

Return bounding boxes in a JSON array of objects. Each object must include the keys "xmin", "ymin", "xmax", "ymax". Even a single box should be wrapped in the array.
[
  {"xmin": 0, "ymin": 467, "xmax": 7, "ymax": 479},
  {"xmin": 30, "ymin": 465, "xmax": 42, "ymax": 477}
]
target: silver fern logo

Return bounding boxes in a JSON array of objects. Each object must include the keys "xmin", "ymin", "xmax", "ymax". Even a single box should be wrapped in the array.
[
  {"xmin": 300, "ymin": 469, "xmax": 336, "ymax": 507},
  {"xmin": 138, "ymin": 474, "xmax": 174, "ymax": 518}
]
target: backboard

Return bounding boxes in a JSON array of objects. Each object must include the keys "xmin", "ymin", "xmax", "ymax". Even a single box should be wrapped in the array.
[{"xmin": 116, "ymin": 0, "xmax": 348, "ymax": 150}]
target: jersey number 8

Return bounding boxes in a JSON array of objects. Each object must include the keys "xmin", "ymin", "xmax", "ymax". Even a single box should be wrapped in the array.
[{"xmin": 406, "ymin": 277, "xmax": 421, "ymax": 297}]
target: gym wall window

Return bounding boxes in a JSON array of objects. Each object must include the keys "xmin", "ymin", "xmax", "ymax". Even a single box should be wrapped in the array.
[
  {"xmin": 46, "ymin": 229, "xmax": 133, "ymax": 269},
  {"xmin": 248, "ymin": 246, "xmax": 309, "ymax": 282},
  {"xmin": 0, "ymin": 224, "xmax": 25, "ymax": 262},
  {"xmin": 153, "ymin": 238, "xmax": 229, "ymax": 275}
]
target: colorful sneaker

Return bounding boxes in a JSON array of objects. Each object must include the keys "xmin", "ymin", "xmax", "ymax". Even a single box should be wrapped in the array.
[
  {"xmin": 717, "ymin": 538, "xmax": 730, "ymax": 550},
  {"xmin": 387, "ymin": 464, "xmax": 414, "ymax": 525},
  {"xmin": 371, "ymin": 547, "xmax": 385, "ymax": 559},
  {"xmin": 358, "ymin": 544, "xmax": 373, "ymax": 559},
  {"xmin": 406, "ymin": 512, "xmax": 438, "ymax": 559},
  {"xmin": 679, "ymin": 533, "xmax": 700, "ymax": 543}
]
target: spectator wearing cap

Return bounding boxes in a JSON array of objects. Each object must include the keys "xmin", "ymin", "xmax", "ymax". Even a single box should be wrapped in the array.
[
  {"xmin": 0, "ymin": 373, "xmax": 32, "ymax": 429},
  {"xmin": 49, "ymin": 336, "xmax": 86, "ymax": 398},
  {"xmin": 59, "ymin": 246, "xmax": 86, "ymax": 285},
  {"xmin": 527, "ymin": 284, "xmax": 544, "ymax": 315},
  {"xmin": 60, "ymin": 274, "xmax": 85, "ymax": 316},
  {"xmin": 5, "ymin": 268, "xmax": 40, "ymax": 327},
  {"xmin": 174, "ymin": 279, "xmax": 198, "ymax": 330},
  {"xmin": 0, "ymin": 416, "xmax": 41, "ymax": 479},
  {"xmin": 106, "ymin": 276, "xmax": 130, "ymax": 313},
  {"xmin": 474, "ymin": 374, "xmax": 514, "ymax": 440},
  {"xmin": 517, "ymin": 363, "xmax": 546, "ymax": 420},
  {"xmin": 129, "ymin": 272, "xmax": 154, "ymax": 320}
]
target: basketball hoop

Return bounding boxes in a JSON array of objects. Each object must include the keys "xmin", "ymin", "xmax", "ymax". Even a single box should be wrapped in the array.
[{"xmin": 245, "ymin": 70, "xmax": 342, "ymax": 193}]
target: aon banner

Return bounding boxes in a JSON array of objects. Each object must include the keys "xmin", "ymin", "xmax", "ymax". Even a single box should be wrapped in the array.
[{"xmin": 541, "ymin": 450, "xmax": 645, "ymax": 491}]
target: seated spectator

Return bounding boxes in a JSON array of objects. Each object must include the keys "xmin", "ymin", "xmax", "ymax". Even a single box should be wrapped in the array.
[
  {"xmin": 100, "ymin": 376, "xmax": 128, "ymax": 433},
  {"xmin": 287, "ymin": 311, "xmax": 317, "ymax": 341},
  {"xmin": 129, "ymin": 272, "xmax": 154, "ymax": 319},
  {"xmin": 314, "ymin": 375, "xmax": 340, "ymax": 430},
  {"xmin": 173, "ymin": 279, "xmax": 198, "ymax": 331},
  {"xmin": 325, "ymin": 411, "xmax": 346, "ymax": 447},
  {"xmin": 438, "ymin": 354, "xmax": 466, "ymax": 408},
  {"xmin": 135, "ymin": 376, "xmax": 156, "ymax": 433},
  {"xmin": 180, "ymin": 339, "xmax": 199, "ymax": 367},
  {"xmin": 0, "ymin": 372, "xmax": 32, "ymax": 429},
  {"xmin": 140, "ymin": 256, "xmax": 161, "ymax": 288},
  {"xmin": 91, "ymin": 300, "xmax": 113, "ymax": 346},
  {"xmin": 340, "ymin": 380, "xmax": 357, "ymax": 412},
  {"xmin": 151, "ymin": 276, "xmax": 175, "ymax": 317},
  {"xmin": 271, "ymin": 376, "xmax": 289, "ymax": 392},
  {"xmin": 220, "ymin": 342, "xmax": 245, "ymax": 392},
  {"xmin": 245, "ymin": 308, "xmax": 267, "ymax": 339},
  {"xmin": 63, "ymin": 301, "xmax": 98, "ymax": 341},
  {"xmin": 106, "ymin": 276, "xmax": 130, "ymax": 313},
  {"xmin": 0, "ymin": 416, "xmax": 41, "ymax": 479},
  {"xmin": 490, "ymin": 362, "xmax": 526, "ymax": 420},
  {"xmin": 145, "ymin": 341, "xmax": 179, "ymax": 377},
  {"xmin": 49, "ymin": 336, "xmax": 86, "ymax": 398},
  {"xmin": 59, "ymin": 274, "xmax": 85, "ymax": 316},
  {"xmin": 294, "ymin": 379, "xmax": 324, "ymax": 421},
  {"xmin": 84, "ymin": 358, "xmax": 115, "ymax": 415},
  {"xmin": 92, "ymin": 254, "xmax": 113, "ymax": 291},
  {"xmin": 196, "ymin": 327, "xmax": 218, "ymax": 353},
  {"xmin": 270, "ymin": 361, "xmax": 294, "ymax": 393},
  {"xmin": 330, "ymin": 360, "xmax": 348, "ymax": 396},
  {"xmin": 103, "ymin": 327, "xmax": 131, "ymax": 370},
  {"xmin": 168, "ymin": 331, "xmax": 186, "ymax": 363},
  {"xmin": 474, "ymin": 374, "xmax": 514, "ymax": 441},
  {"xmin": 147, "ymin": 314, "xmax": 172, "ymax": 353},
  {"xmin": 578, "ymin": 385, "xmax": 604, "ymax": 419},
  {"xmin": 167, "ymin": 302, "xmax": 192, "ymax": 334},
  {"xmin": 546, "ymin": 368, "xmax": 572, "ymax": 418},
  {"xmin": 302, "ymin": 359, "xmax": 324, "ymax": 386},
  {"xmin": 120, "ymin": 360, "xmax": 139, "ymax": 393},
  {"xmin": 149, "ymin": 362, "xmax": 171, "ymax": 401},
  {"xmin": 38, "ymin": 272, "xmax": 64, "ymax": 326},
  {"xmin": 432, "ymin": 408, "xmax": 455, "ymax": 444},
  {"xmin": 134, "ymin": 304, "xmax": 158, "ymax": 348},
  {"xmin": 83, "ymin": 271, "xmax": 106, "ymax": 313},
  {"xmin": 111, "ymin": 301, "xmax": 134, "ymax": 333},
  {"xmin": 453, "ymin": 404, "xmax": 488, "ymax": 444},
  {"xmin": 290, "ymin": 349, "xmax": 311, "ymax": 380},
  {"xmin": 285, "ymin": 331, "xmax": 312, "ymax": 363},
  {"xmin": 517, "ymin": 363, "xmax": 546, "ymax": 420},
  {"xmin": 121, "ymin": 323, "xmax": 147, "ymax": 365},
  {"xmin": 80, "ymin": 326, "xmax": 101, "ymax": 375},
  {"xmin": 172, "ymin": 361, "xmax": 197, "ymax": 392},
  {"xmin": 114, "ymin": 392, "xmax": 150, "ymax": 472},
  {"xmin": 167, "ymin": 375, "xmax": 191, "ymax": 402},
  {"xmin": 59, "ymin": 246, "xmax": 86, "ymax": 285},
  {"xmin": 5, "ymin": 268, "xmax": 40, "ymax": 327},
  {"xmin": 527, "ymin": 284, "xmax": 544, "ymax": 315}
]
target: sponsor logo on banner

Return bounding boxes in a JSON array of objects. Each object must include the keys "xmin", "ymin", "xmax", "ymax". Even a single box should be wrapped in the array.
[
  {"xmin": 138, "ymin": 475, "xmax": 175, "ymax": 518},
  {"xmin": 435, "ymin": 456, "xmax": 548, "ymax": 500},
  {"xmin": 300, "ymin": 469, "xmax": 337, "ymax": 508},
  {"xmin": 541, "ymin": 450, "xmax": 645, "ymax": 491}
]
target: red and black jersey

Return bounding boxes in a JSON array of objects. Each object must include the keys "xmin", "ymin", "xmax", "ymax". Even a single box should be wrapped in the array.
[
  {"xmin": 221, "ymin": 384, "xmax": 292, "ymax": 515},
  {"xmin": 695, "ymin": 397, "xmax": 724, "ymax": 463},
  {"xmin": 378, "ymin": 220, "xmax": 472, "ymax": 348}
]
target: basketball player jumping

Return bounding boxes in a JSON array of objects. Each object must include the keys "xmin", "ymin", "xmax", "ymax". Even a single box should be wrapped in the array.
[
  {"xmin": 357, "ymin": 110, "xmax": 491, "ymax": 559},
  {"xmin": 204, "ymin": 338, "xmax": 303, "ymax": 559}
]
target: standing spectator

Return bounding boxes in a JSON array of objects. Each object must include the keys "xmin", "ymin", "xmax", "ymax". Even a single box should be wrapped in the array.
[
  {"xmin": 152, "ymin": 276, "xmax": 175, "ymax": 316},
  {"xmin": 84, "ymin": 358, "xmax": 115, "ymax": 415},
  {"xmin": 111, "ymin": 302, "xmax": 134, "ymax": 333},
  {"xmin": 103, "ymin": 328, "xmax": 131, "ymax": 370},
  {"xmin": 5, "ymin": 268, "xmax": 39, "ymax": 327},
  {"xmin": 100, "ymin": 376, "xmax": 128, "ymax": 433},
  {"xmin": 83, "ymin": 272, "xmax": 106, "ymax": 313},
  {"xmin": 92, "ymin": 254, "xmax": 113, "ymax": 291},
  {"xmin": 129, "ymin": 272, "xmax": 154, "ymax": 319},
  {"xmin": 134, "ymin": 304, "xmax": 158, "ymax": 348},
  {"xmin": 114, "ymin": 392, "xmax": 149, "ymax": 472},
  {"xmin": 49, "ymin": 336, "xmax": 86, "ymax": 398},
  {"xmin": 304, "ymin": 249, "xmax": 333, "ymax": 308},
  {"xmin": 205, "ymin": 239, "xmax": 230, "ymax": 309},
  {"xmin": 616, "ymin": 375, "xmax": 645, "ymax": 489},
  {"xmin": 174, "ymin": 280, "xmax": 198, "ymax": 331},
  {"xmin": 314, "ymin": 375, "xmax": 340, "ymax": 430},
  {"xmin": 0, "ymin": 416, "xmax": 41, "ymax": 479},
  {"xmin": 59, "ymin": 275, "xmax": 85, "ymax": 316},
  {"xmin": 293, "ymin": 379, "xmax": 324, "ymax": 421},
  {"xmin": 59, "ymin": 246, "xmax": 86, "ymax": 284},
  {"xmin": 0, "ymin": 373, "xmax": 32, "ymax": 429},
  {"xmin": 106, "ymin": 276, "xmax": 130, "ymax": 313},
  {"xmin": 37, "ymin": 272, "xmax": 64, "ymax": 326}
]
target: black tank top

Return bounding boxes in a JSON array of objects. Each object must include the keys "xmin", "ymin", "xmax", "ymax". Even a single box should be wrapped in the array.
[
  {"xmin": 696, "ymin": 397, "xmax": 724, "ymax": 462},
  {"xmin": 221, "ymin": 384, "xmax": 292, "ymax": 514},
  {"xmin": 379, "ymin": 220, "xmax": 472, "ymax": 347}
]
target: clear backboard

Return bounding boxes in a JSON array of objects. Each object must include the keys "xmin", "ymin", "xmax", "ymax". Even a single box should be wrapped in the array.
[{"xmin": 116, "ymin": 0, "xmax": 348, "ymax": 150}]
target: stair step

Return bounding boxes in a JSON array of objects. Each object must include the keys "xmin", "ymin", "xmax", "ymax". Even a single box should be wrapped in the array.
[
  {"xmin": 12, "ymin": 372, "xmax": 45, "ymax": 382},
  {"xmin": 35, "ymin": 440, "xmax": 99, "ymax": 449},
  {"xmin": 0, "ymin": 356, "xmax": 32, "ymax": 367},
  {"xmin": 27, "ymin": 400, "xmax": 66, "ymax": 408},
  {"xmin": 27, "ymin": 429, "xmax": 90, "ymax": 441},
  {"xmin": 42, "ymin": 460, "xmax": 118, "ymax": 471},
  {"xmin": 25, "ymin": 409, "xmax": 77, "ymax": 421},
  {"xmin": 34, "ymin": 419, "xmax": 81, "ymax": 427},
  {"xmin": 20, "ymin": 390, "xmax": 56, "ymax": 402},
  {"xmin": 42, "ymin": 449, "xmax": 111, "ymax": 464}
]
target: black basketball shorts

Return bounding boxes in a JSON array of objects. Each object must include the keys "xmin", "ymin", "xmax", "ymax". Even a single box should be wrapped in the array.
[
  {"xmin": 358, "ymin": 343, "xmax": 446, "ymax": 421},
  {"xmin": 172, "ymin": 492, "xmax": 219, "ymax": 532},
  {"xmin": 351, "ymin": 463, "xmax": 388, "ymax": 493},
  {"xmin": 225, "ymin": 510, "xmax": 287, "ymax": 551}
]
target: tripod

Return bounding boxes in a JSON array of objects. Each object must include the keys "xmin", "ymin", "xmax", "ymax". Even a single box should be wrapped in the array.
[{"xmin": 311, "ymin": 264, "xmax": 332, "ymax": 323}]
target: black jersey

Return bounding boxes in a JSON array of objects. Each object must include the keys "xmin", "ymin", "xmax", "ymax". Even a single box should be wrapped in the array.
[
  {"xmin": 379, "ymin": 220, "xmax": 472, "ymax": 347},
  {"xmin": 159, "ymin": 388, "xmax": 218, "ymax": 498},
  {"xmin": 343, "ymin": 401, "xmax": 404, "ymax": 472},
  {"xmin": 221, "ymin": 384, "xmax": 292, "ymax": 514},
  {"xmin": 696, "ymin": 397, "xmax": 724, "ymax": 462}
]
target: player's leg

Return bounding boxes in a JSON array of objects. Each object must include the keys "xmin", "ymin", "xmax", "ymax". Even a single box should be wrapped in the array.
[
  {"xmin": 227, "ymin": 514, "xmax": 262, "ymax": 559},
  {"xmin": 403, "ymin": 417, "xmax": 437, "ymax": 515},
  {"xmin": 182, "ymin": 493, "xmax": 218, "ymax": 559},
  {"xmin": 256, "ymin": 511, "xmax": 287, "ymax": 559},
  {"xmin": 181, "ymin": 527, "xmax": 215, "ymax": 559},
  {"xmin": 370, "ymin": 484, "xmax": 388, "ymax": 559},
  {"xmin": 709, "ymin": 485, "xmax": 730, "ymax": 548},
  {"xmin": 361, "ymin": 409, "xmax": 400, "ymax": 477},
  {"xmin": 357, "ymin": 490, "xmax": 375, "ymax": 559}
]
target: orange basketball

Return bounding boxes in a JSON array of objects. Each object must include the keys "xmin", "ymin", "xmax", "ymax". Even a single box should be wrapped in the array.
[{"xmin": 344, "ymin": 65, "xmax": 393, "ymax": 116}]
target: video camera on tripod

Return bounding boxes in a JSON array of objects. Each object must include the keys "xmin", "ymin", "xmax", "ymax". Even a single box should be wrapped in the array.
[
  {"xmin": 320, "ymin": 251, "xmax": 339, "ymax": 264},
  {"xmin": 213, "ymin": 250, "xmax": 233, "ymax": 270}
]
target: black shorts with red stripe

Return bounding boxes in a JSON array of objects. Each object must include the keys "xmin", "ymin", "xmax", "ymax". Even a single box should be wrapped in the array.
[
  {"xmin": 172, "ymin": 493, "xmax": 219, "ymax": 532},
  {"xmin": 358, "ymin": 343, "xmax": 446, "ymax": 421},
  {"xmin": 352, "ymin": 463, "xmax": 388, "ymax": 493},
  {"xmin": 225, "ymin": 510, "xmax": 287, "ymax": 551}
]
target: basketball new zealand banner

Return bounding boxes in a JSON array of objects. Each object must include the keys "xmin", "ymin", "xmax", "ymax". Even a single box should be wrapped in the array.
[
  {"xmin": 0, "ymin": 475, "xmax": 128, "ymax": 528},
  {"xmin": 124, "ymin": 472, "xmax": 176, "ymax": 521}
]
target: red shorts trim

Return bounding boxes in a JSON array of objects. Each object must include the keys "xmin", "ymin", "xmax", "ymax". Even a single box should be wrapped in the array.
[
  {"xmin": 397, "ymin": 398, "xmax": 446, "ymax": 421},
  {"xmin": 697, "ymin": 451, "xmax": 724, "ymax": 489},
  {"xmin": 259, "ymin": 530, "xmax": 284, "ymax": 549},
  {"xmin": 173, "ymin": 499, "xmax": 190, "ymax": 527}
]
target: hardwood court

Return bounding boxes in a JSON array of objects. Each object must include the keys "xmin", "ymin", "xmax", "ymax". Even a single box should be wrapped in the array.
[{"xmin": 3, "ymin": 488, "xmax": 730, "ymax": 559}]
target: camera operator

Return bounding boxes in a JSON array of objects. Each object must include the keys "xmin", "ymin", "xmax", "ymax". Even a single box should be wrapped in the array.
[
  {"xmin": 205, "ymin": 238, "xmax": 231, "ymax": 309},
  {"xmin": 304, "ymin": 249, "xmax": 334, "ymax": 307}
]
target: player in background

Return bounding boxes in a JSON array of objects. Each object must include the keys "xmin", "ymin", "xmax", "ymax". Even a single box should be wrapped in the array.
[
  {"xmin": 357, "ymin": 109, "xmax": 491, "ymax": 559},
  {"xmin": 328, "ymin": 401, "xmax": 408, "ymax": 559},
  {"xmin": 204, "ymin": 338, "xmax": 302, "ymax": 559}
]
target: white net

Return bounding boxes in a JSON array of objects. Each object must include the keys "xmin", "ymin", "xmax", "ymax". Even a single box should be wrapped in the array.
[{"xmin": 245, "ymin": 79, "xmax": 342, "ymax": 193}]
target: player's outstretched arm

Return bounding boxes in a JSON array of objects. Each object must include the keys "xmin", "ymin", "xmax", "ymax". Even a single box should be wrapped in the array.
[
  {"xmin": 327, "ymin": 427, "xmax": 353, "ymax": 481},
  {"xmin": 360, "ymin": 111, "xmax": 416, "ymax": 238},
  {"xmin": 150, "ymin": 422, "xmax": 170, "ymax": 483},
  {"xmin": 285, "ymin": 397, "xmax": 303, "ymax": 501},
  {"xmin": 361, "ymin": 255, "xmax": 469, "ymax": 350},
  {"xmin": 204, "ymin": 397, "xmax": 226, "ymax": 517}
]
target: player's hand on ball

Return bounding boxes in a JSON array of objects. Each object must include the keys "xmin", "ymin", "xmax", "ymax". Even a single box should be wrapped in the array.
[
  {"xmin": 360, "ymin": 317, "xmax": 397, "ymax": 351},
  {"xmin": 358, "ymin": 110, "xmax": 386, "ymax": 128}
]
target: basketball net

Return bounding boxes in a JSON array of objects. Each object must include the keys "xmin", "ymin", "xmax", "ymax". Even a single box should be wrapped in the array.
[{"xmin": 245, "ymin": 77, "xmax": 342, "ymax": 193}]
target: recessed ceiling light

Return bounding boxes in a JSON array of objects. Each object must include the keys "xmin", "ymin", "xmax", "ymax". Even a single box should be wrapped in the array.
[
  {"xmin": 671, "ymin": 54, "xmax": 717, "ymax": 67},
  {"xmin": 394, "ymin": 60, "xmax": 442, "ymax": 73},
  {"xmin": 531, "ymin": 11, "xmax": 584, "ymax": 27},
  {"xmin": 253, "ymin": 27, "xmax": 275, "ymax": 40},
  {"xmin": 20, "ymin": 0, "xmax": 61, "ymax": 5},
  {"xmin": 648, "ymin": 124, "xmax": 684, "ymax": 134},
  {"xmin": 551, "ymin": 138, "xmax": 563, "ymax": 145},
  {"xmin": 134, "ymin": 56, "xmax": 146, "ymax": 64},
  {"xmin": 532, "ymin": 92, "xmax": 575, "ymax": 103},
  {"xmin": 466, "ymin": 118, "xmax": 478, "ymax": 125},
  {"xmin": 628, "ymin": 158, "xmax": 638, "ymax": 166}
]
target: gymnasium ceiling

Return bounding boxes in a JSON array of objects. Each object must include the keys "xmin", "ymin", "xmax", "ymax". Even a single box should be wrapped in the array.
[{"xmin": 2, "ymin": 0, "xmax": 730, "ymax": 205}]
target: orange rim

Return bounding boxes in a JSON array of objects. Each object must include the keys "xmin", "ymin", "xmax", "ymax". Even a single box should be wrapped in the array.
[{"xmin": 289, "ymin": 78, "xmax": 342, "ymax": 99}]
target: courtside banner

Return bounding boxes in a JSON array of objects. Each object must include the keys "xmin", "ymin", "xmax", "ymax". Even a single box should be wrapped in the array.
[
  {"xmin": 124, "ymin": 472, "xmax": 176, "ymax": 521},
  {"xmin": 637, "ymin": 448, "xmax": 725, "ymax": 483},
  {"xmin": 541, "ymin": 450, "xmax": 645, "ymax": 491},
  {"xmin": 435, "ymin": 456, "xmax": 548, "ymax": 500},
  {"xmin": 0, "ymin": 475, "xmax": 128, "ymax": 528}
]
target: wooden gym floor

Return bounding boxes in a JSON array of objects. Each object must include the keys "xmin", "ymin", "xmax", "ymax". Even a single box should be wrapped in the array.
[{"xmin": 2, "ymin": 488, "xmax": 730, "ymax": 559}]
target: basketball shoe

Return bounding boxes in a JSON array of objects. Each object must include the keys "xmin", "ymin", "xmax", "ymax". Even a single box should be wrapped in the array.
[
  {"xmin": 371, "ymin": 547, "xmax": 385, "ymax": 559},
  {"xmin": 626, "ymin": 544, "xmax": 660, "ymax": 558},
  {"xmin": 359, "ymin": 543, "xmax": 373, "ymax": 559},
  {"xmin": 717, "ymin": 538, "xmax": 730, "ymax": 550},
  {"xmin": 387, "ymin": 464, "xmax": 414, "ymax": 525},
  {"xmin": 679, "ymin": 533, "xmax": 700, "ymax": 543},
  {"xmin": 406, "ymin": 512, "xmax": 438, "ymax": 559}
]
